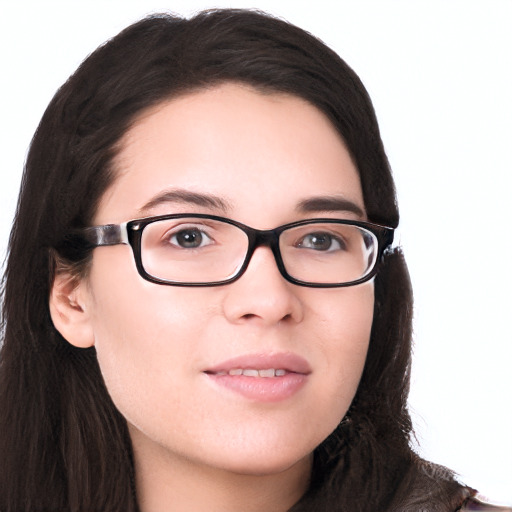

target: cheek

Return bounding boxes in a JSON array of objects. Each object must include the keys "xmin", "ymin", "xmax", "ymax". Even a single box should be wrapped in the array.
[
  {"xmin": 309, "ymin": 283, "xmax": 374, "ymax": 413},
  {"xmin": 313, "ymin": 283, "xmax": 374, "ymax": 354},
  {"xmin": 84, "ymin": 248, "xmax": 210, "ymax": 418}
]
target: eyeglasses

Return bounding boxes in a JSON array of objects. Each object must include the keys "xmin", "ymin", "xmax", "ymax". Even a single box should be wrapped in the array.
[{"xmin": 75, "ymin": 214, "xmax": 394, "ymax": 288}]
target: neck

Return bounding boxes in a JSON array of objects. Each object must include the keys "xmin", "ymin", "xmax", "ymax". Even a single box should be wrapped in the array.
[{"xmin": 130, "ymin": 427, "xmax": 312, "ymax": 512}]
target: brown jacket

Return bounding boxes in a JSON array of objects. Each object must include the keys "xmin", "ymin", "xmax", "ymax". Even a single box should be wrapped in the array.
[{"xmin": 460, "ymin": 497, "xmax": 512, "ymax": 511}]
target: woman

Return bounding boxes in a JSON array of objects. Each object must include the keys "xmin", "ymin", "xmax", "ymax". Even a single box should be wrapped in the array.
[{"xmin": 0, "ymin": 8, "xmax": 508, "ymax": 512}]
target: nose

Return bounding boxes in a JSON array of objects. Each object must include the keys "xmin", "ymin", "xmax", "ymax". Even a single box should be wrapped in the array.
[{"xmin": 222, "ymin": 246, "xmax": 304, "ymax": 326}]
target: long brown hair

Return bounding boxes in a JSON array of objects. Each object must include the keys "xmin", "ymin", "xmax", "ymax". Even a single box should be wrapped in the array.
[{"xmin": 0, "ymin": 9, "xmax": 473, "ymax": 511}]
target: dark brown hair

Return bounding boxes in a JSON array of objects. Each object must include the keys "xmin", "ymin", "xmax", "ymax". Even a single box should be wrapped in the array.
[{"xmin": 0, "ymin": 9, "xmax": 473, "ymax": 511}]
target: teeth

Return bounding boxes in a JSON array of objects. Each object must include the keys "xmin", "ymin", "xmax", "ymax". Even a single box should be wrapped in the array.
[
  {"xmin": 223, "ymin": 368, "xmax": 287, "ymax": 377},
  {"xmin": 242, "ymin": 369, "xmax": 259, "ymax": 377}
]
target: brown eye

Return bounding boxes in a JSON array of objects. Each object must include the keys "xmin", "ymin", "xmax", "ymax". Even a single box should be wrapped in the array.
[
  {"xmin": 296, "ymin": 232, "xmax": 345, "ymax": 251},
  {"xmin": 169, "ymin": 228, "xmax": 212, "ymax": 249}
]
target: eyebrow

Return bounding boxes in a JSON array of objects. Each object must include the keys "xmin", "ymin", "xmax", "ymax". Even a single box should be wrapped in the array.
[
  {"xmin": 138, "ymin": 189, "xmax": 233, "ymax": 215},
  {"xmin": 138, "ymin": 189, "xmax": 364, "ymax": 218},
  {"xmin": 296, "ymin": 195, "xmax": 365, "ymax": 217}
]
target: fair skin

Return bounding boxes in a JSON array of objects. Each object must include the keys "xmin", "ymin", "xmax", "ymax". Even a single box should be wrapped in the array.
[{"xmin": 50, "ymin": 83, "xmax": 375, "ymax": 512}]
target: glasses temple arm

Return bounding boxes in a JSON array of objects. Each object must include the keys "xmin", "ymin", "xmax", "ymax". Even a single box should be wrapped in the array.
[
  {"xmin": 382, "ymin": 226, "xmax": 401, "ymax": 256},
  {"xmin": 81, "ymin": 222, "xmax": 129, "ymax": 247}
]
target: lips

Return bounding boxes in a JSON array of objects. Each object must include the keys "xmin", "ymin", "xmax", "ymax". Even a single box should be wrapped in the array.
[
  {"xmin": 204, "ymin": 352, "xmax": 311, "ymax": 375},
  {"xmin": 215, "ymin": 368, "xmax": 288, "ymax": 377},
  {"xmin": 204, "ymin": 353, "xmax": 311, "ymax": 402}
]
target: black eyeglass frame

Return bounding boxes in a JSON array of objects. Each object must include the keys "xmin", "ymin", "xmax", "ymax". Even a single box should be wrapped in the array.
[{"xmin": 76, "ymin": 213, "xmax": 395, "ymax": 288}]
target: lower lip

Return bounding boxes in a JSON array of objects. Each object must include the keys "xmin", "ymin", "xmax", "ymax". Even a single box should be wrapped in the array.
[{"xmin": 205, "ymin": 372, "xmax": 308, "ymax": 402}]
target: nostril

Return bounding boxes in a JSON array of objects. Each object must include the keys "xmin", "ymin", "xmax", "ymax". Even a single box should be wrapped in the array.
[
  {"xmin": 239, "ymin": 312, "xmax": 295, "ymax": 325},
  {"xmin": 238, "ymin": 311, "xmax": 295, "ymax": 324}
]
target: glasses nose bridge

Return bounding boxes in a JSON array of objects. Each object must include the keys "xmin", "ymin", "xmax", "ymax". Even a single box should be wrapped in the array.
[{"xmin": 245, "ymin": 227, "xmax": 282, "ymax": 268}]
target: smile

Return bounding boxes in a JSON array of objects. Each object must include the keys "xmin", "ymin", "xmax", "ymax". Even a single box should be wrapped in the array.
[
  {"xmin": 210, "ymin": 368, "xmax": 288, "ymax": 377},
  {"xmin": 204, "ymin": 353, "xmax": 311, "ymax": 402}
]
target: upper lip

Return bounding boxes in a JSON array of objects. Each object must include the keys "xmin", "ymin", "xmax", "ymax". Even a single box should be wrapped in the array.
[{"xmin": 204, "ymin": 352, "xmax": 312, "ymax": 375}]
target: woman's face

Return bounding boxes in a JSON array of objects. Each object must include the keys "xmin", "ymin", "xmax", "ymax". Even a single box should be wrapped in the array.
[{"xmin": 71, "ymin": 83, "xmax": 374, "ymax": 477}]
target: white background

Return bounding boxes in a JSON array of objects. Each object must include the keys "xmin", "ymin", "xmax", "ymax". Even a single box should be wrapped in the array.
[{"xmin": 1, "ymin": 0, "xmax": 510, "ymax": 504}]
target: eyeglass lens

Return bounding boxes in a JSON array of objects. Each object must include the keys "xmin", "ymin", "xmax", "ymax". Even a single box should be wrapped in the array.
[{"xmin": 139, "ymin": 217, "xmax": 378, "ymax": 285}]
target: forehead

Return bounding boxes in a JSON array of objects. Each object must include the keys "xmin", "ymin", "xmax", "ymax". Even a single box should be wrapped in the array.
[{"xmin": 96, "ymin": 83, "xmax": 364, "ymax": 226}]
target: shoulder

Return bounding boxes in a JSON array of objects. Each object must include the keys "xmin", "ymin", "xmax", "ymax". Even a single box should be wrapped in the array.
[
  {"xmin": 385, "ymin": 457, "xmax": 474, "ymax": 511},
  {"xmin": 385, "ymin": 456, "xmax": 510, "ymax": 512},
  {"xmin": 459, "ymin": 496, "xmax": 512, "ymax": 511}
]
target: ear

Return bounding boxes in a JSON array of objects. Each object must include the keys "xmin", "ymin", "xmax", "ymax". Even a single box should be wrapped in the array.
[{"xmin": 49, "ymin": 272, "xmax": 95, "ymax": 348}]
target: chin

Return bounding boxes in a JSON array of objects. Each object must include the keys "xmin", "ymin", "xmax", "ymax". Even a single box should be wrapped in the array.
[{"xmin": 212, "ymin": 447, "xmax": 313, "ymax": 478}]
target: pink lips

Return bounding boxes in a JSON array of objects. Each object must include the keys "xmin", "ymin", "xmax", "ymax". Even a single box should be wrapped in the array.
[{"xmin": 204, "ymin": 353, "xmax": 311, "ymax": 403}]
